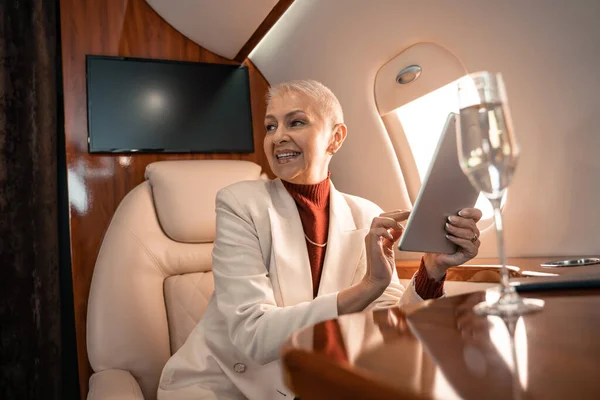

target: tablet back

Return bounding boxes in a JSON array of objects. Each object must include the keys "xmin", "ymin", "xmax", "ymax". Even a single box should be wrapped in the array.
[{"xmin": 398, "ymin": 113, "xmax": 480, "ymax": 254}]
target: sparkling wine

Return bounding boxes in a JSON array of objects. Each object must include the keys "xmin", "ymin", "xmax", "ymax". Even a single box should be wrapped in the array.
[
  {"xmin": 458, "ymin": 102, "xmax": 519, "ymax": 200},
  {"xmin": 457, "ymin": 71, "xmax": 543, "ymax": 316}
]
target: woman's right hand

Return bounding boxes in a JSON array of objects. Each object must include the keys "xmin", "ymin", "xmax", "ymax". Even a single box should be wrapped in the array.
[
  {"xmin": 337, "ymin": 210, "xmax": 409, "ymax": 316},
  {"xmin": 362, "ymin": 210, "xmax": 410, "ymax": 291}
]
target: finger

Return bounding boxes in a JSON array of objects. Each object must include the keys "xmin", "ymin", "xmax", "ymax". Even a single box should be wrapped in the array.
[
  {"xmin": 458, "ymin": 208, "xmax": 483, "ymax": 223},
  {"xmin": 382, "ymin": 229, "xmax": 404, "ymax": 248},
  {"xmin": 372, "ymin": 227, "xmax": 394, "ymax": 241},
  {"xmin": 445, "ymin": 223, "xmax": 477, "ymax": 241},
  {"xmin": 378, "ymin": 240, "xmax": 393, "ymax": 268},
  {"xmin": 371, "ymin": 216, "xmax": 403, "ymax": 231},
  {"xmin": 390, "ymin": 224, "xmax": 404, "ymax": 239},
  {"xmin": 379, "ymin": 210, "xmax": 411, "ymax": 222},
  {"xmin": 447, "ymin": 215, "xmax": 480, "ymax": 236},
  {"xmin": 382, "ymin": 245, "xmax": 394, "ymax": 258},
  {"xmin": 379, "ymin": 209, "xmax": 410, "ymax": 216},
  {"xmin": 378, "ymin": 231, "xmax": 399, "ymax": 258},
  {"xmin": 379, "ymin": 209, "xmax": 405, "ymax": 214},
  {"xmin": 446, "ymin": 234, "xmax": 479, "ymax": 254}
]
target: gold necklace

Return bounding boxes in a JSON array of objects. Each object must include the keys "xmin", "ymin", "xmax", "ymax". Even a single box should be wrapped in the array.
[{"xmin": 304, "ymin": 233, "xmax": 327, "ymax": 248}]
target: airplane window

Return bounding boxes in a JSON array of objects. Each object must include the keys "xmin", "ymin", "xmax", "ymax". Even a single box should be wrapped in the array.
[{"xmin": 394, "ymin": 78, "xmax": 506, "ymax": 222}]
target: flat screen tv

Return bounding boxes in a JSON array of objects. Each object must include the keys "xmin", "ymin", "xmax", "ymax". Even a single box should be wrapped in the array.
[{"xmin": 86, "ymin": 55, "xmax": 254, "ymax": 153}]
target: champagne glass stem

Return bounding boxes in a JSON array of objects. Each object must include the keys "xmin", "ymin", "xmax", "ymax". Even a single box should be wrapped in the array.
[{"xmin": 490, "ymin": 197, "xmax": 513, "ymax": 296}]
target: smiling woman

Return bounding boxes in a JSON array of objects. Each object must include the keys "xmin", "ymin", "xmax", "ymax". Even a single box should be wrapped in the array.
[
  {"xmin": 157, "ymin": 80, "xmax": 482, "ymax": 400},
  {"xmin": 263, "ymin": 81, "xmax": 346, "ymax": 185}
]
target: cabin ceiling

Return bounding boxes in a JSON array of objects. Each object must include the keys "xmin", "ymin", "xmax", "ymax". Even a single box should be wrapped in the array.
[{"xmin": 145, "ymin": 0, "xmax": 280, "ymax": 59}]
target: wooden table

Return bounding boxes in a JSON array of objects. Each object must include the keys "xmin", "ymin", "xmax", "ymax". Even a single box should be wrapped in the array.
[
  {"xmin": 283, "ymin": 289, "xmax": 600, "ymax": 399},
  {"xmin": 396, "ymin": 256, "xmax": 600, "ymax": 282}
]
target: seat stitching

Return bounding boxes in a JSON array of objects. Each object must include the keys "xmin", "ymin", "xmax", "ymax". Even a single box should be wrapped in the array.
[
  {"xmin": 121, "ymin": 224, "xmax": 167, "ymax": 278},
  {"xmin": 165, "ymin": 274, "xmax": 209, "ymax": 349},
  {"xmin": 164, "ymin": 272, "xmax": 215, "ymax": 350}
]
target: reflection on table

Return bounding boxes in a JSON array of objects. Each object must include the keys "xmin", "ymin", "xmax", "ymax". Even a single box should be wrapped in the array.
[{"xmin": 283, "ymin": 289, "xmax": 600, "ymax": 400}]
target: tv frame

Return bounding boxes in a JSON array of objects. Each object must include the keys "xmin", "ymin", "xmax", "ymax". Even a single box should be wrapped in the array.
[{"xmin": 85, "ymin": 55, "xmax": 255, "ymax": 154}]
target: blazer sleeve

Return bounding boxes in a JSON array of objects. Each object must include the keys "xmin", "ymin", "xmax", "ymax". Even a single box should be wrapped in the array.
[{"xmin": 211, "ymin": 187, "xmax": 339, "ymax": 365}]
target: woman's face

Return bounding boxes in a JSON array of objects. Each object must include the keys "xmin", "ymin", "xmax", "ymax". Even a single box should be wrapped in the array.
[{"xmin": 264, "ymin": 91, "xmax": 344, "ymax": 184}]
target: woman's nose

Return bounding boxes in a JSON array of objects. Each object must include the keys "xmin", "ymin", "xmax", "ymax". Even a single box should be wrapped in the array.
[{"xmin": 272, "ymin": 127, "xmax": 289, "ymax": 144}]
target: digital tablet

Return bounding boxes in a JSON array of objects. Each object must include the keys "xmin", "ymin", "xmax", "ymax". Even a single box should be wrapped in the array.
[{"xmin": 398, "ymin": 113, "xmax": 480, "ymax": 254}]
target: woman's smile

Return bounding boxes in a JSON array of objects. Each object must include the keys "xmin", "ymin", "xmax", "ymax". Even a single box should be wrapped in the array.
[
  {"xmin": 275, "ymin": 150, "xmax": 302, "ymax": 164},
  {"xmin": 263, "ymin": 91, "xmax": 337, "ymax": 184}
]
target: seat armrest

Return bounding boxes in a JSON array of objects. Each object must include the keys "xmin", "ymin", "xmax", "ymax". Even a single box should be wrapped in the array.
[{"xmin": 88, "ymin": 369, "xmax": 144, "ymax": 400}]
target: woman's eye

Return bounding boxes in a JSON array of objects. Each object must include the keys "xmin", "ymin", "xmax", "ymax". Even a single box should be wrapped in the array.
[
  {"xmin": 265, "ymin": 124, "xmax": 276, "ymax": 133},
  {"xmin": 290, "ymin": 120, "xmax": 305, "ymax": 128}
]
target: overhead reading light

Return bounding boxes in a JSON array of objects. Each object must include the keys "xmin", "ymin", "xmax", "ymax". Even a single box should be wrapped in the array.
[{"xmin": 396, "ymin": 65, "xmax": 422, "ymax": 85}]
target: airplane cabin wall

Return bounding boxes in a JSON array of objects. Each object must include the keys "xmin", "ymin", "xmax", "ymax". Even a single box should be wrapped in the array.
[{"xmin": 251, "ymin": 0, "xmax": 600, "ymax": 259}]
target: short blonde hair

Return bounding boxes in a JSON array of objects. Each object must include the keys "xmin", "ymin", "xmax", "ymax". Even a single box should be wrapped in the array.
[{"xmin": 267, "ymin": 80, "xmax": 344, "ymax": 127}]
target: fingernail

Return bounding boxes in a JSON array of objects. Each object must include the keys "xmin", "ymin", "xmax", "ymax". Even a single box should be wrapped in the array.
[
  {"xmin": 446, "ymin": 234, "xmax": 451, "ymax": 239},
  {"xmin": 448, "ymin": 216, "xmax": 457, "ymax": 223},
  {"xmin": 445, "ymin": 223, "xmax": 450, "ymax": 230},
  {"xmin": 458, "ymin": 210, "xmax": 467, "ymax": 217}
]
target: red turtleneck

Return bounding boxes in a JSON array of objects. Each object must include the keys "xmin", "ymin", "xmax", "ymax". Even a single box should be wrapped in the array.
[
  {"xmin": 282, "ymin": 174, "xmax": 445, "ymax": 364},
  {"xmin": 282, "ymin": 176, "xmax": 330, "ymax": 298},
  {"xmin": 281, "ymin": 175, "xmax": 444, "ymax": 300}
]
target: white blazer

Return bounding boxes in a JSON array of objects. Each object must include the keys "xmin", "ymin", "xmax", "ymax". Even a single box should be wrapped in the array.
[{"xmin": 158, "ymin": 178, "xmax": 426, "ymax": 400}]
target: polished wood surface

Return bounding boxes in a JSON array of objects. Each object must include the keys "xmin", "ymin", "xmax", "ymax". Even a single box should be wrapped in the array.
[
  {"xmin": 284, "ymin": 289, "xmax": 600, "ymax": 399},
  {"xmin": 234, "ymin": 0, "xmax": 295, "ymax": 62},
  {"xmin": 397, "ymin": 256, "xmax": 600, "ymax": 282},
  {"xmin": 396, "ymin": 261, "xmax": 522, "ymax": 282},
  {"xmin": 244, "ymin": 58, "xmax": 273, "ymax": 175},
  {"xmin": 59, "ymin": 0, "xmax": 272, "ymax": 397},
  {"xmin": 283, "ymin": 349, "xmax": 427, "ymax": 400}
]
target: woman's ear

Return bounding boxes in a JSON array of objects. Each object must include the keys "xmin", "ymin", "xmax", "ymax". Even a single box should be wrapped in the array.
[{"xmin": 327, "ymin": 123, "xmax": 347, "ymax": 154}]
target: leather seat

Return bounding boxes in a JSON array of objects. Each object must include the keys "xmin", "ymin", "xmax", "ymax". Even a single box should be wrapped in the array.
[{"xmin": 86, "ymin": 160, "xmax": 264, "ymax": 400}]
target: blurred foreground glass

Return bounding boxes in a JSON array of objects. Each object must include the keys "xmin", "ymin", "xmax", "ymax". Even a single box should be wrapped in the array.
[{"xmin": 457, "ymin": 71, "xmax": 544, "ymax": 316}]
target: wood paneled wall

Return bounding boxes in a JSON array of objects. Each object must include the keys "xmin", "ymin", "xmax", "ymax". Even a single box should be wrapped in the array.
[{"xmin": 59, "ymin": 0, "xmax": 271, "ymax": 397}]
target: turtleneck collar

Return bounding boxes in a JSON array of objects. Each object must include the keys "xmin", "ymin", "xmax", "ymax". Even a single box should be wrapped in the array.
[{"xmin": 281, "ymin": 172, "xmax": 331, "ymax": 210}]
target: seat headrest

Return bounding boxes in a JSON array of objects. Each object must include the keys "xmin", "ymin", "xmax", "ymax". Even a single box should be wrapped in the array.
[{"xmin": 145, "ymin": 160, "xmax": 263, "ymax": 243}]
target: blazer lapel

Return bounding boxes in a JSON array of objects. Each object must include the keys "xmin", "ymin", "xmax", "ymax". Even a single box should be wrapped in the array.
[
  {"xmin": 317, "ymin": 183, "xmax": 368, "ymax": 296},
  {"xmin": 268, "ymin": 179, "xmax": 314, "ymax": 306}
]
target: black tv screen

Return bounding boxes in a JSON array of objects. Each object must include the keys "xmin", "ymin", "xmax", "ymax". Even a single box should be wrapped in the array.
[{"xmin": 86, "ymin": 55, "xmax": 254, "ymax": 153}]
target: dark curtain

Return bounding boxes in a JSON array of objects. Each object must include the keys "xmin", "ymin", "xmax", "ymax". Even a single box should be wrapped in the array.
[{"xmin": 0, "ymin": 1, "xmax": 62, "ymax": 399}]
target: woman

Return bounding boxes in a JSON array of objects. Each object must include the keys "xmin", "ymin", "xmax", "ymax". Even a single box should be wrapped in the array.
[{"xmin": 158, "ymin": 80, "xmax": 482, "ymax": 399}]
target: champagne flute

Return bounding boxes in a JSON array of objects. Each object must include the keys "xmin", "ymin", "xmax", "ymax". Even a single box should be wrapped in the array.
[{"xmin": 456, "ymin": 71, "xmax": 544, "ymax": 316}]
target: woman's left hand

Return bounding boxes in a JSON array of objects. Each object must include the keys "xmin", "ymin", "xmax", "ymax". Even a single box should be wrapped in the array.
[{"xmin": 423, "ymin": 208, "xmax": 482, "ymax": 280}]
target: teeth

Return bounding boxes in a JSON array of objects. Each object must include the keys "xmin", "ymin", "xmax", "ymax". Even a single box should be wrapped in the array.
[{"xmin": 276, "ymin": 152, "xmax": 300, "ymax": 159}]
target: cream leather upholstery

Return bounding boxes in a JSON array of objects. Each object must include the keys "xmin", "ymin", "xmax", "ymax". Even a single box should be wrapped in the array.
[
  {"xmin": 86, "ymin": 160, "xmax": 263, "ymax": 400},
  {"xmin": 163, "ymin": 272, "xmax": 214, "ymax": 354}
]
